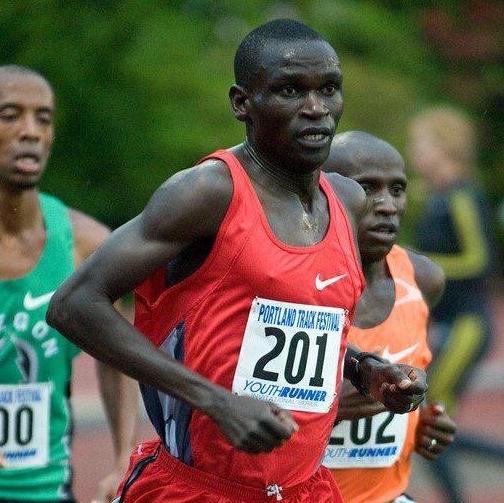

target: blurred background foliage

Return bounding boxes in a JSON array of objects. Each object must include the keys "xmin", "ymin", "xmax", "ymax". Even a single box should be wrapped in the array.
[{"xmin": 1, "ymin": 0, "xmax": 503, "ymax": 249}]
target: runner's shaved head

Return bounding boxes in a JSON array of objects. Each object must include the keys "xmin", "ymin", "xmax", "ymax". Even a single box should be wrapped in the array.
[
  {"xmin": 322, "ymin": 131, "xmax": 404, "ymax": 176},
  {"xmin": 0, "ymin": 65, "xmax": 52, "ymax": 90},
  {"xmin": 234, "ymin": 18, "xmax": 329, "ymax": 89}
]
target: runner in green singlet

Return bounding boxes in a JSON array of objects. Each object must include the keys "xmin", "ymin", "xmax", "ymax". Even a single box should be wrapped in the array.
[{"xmin": 0, "ymin": 65, "xmax": 138, "ymax": 503}]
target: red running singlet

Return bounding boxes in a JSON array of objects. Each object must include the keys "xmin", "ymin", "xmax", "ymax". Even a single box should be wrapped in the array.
[{"xmin": 132, "ymin": 150, "xmax": 364, "ymax": 494}]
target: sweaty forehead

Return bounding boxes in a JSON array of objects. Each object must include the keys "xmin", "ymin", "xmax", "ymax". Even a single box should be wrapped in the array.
[
  {"xmin": 335, "ymin": 149, "xmax": 405, "ymax": 180},
  {"xmin": 0, "ymin": 74, "xmax": 54, "ymax": 107},
  {"xmin": 351, "ymin": 152, "xmax": 406, "ymax": 179},
  {"xmin": 258, "ymin": 39, "xmax": 340, "ymax": 77}
]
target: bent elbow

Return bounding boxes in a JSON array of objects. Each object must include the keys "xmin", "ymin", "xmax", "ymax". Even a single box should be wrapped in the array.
[{"xmin": 46, "ymin": 288, "xmax": 76, "ymax": 334}]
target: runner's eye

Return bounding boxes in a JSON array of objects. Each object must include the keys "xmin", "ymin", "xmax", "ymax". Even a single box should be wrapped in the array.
[
  {"xmin": 321, "ymin": 84, "xmax": 339, "ymax": 96},
  {"xmin": 390, "ymin": 185, "xmax": 405, "ymax": 196},
  {"xmin": 37, "ymin": 113, "xmax": 53, "ymax": 125},
  {"xmin": 280, "ymin": 86, "xmax": 298, "ymax": 97},
  {"xmin": 359, "ymin": 183, "xmax": 373, "ymax": 195},
  {"xmin": 0, "ymin": 110, "xmax": 19, "ymax": 122}
]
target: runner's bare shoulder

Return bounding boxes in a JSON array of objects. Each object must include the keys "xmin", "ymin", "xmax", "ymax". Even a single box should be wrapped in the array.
[
  {"xmin": 325, "ymin": 171, "xmax": 366, "ymax": 227},
  {"xmin": 143, "ymin": 158, "xmax": 233, "ymax": 244},
  {"xmin": 406, "ymin": 248, "xmax": 446, "ymax": 309}
]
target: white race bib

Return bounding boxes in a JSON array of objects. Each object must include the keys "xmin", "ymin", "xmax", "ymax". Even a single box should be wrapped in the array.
[
  {"xmin": 0, "ymin": 382, "xmax": 51, "ymax": 468},
  {"xmin": 323, "ymin": 411, "xmax": 409, "ymax": 468},
  {"xmin": 232, "ymin": 297, "xmax": 345, "ymax": 413}
]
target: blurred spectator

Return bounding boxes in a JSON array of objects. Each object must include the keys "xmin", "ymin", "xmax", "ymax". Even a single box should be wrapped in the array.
[{"xmin": 409, "ymin": 105, "xmax": 503, "ymax": 503}]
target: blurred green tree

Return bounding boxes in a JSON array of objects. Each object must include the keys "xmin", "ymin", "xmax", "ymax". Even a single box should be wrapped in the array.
[{"xmin": 1, "ymin": 0, "xmax": 501, "ymax": 252}]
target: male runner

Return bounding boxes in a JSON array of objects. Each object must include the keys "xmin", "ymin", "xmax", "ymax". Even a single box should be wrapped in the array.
[
  {"xmin": 47, "ymin": 20, "xmax": 427, "ymax": 503},
  {"xmin": 0, "ymin": 65, "xmax": 138, "ymax": 503},
  {"xmin": 322, "ymin": 132, "xmax": 456, "ymax": 503}
]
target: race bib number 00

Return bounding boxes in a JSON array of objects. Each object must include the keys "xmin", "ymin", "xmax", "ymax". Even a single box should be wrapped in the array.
[
  {"xmin": 0, "ymin": 382, "xmax": 51, "ymax": 468},
  {"xmin": 232, "ymin": 298, "xmax": 345, "ymax": 413},
  {"xmin": 323, "ymin": 411, "xmax": 409, "ymax": 468}
]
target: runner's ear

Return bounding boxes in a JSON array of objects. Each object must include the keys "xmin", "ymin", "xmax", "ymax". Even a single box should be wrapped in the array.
[{"xmin": 229, "ymin": 85, "xmax": 249, "ymax": 122}]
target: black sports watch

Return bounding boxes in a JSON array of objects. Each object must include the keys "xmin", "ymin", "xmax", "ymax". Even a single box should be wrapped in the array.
[{"xmin": 346, "ymin": 351, "xmax": 387, "ymax": 396}]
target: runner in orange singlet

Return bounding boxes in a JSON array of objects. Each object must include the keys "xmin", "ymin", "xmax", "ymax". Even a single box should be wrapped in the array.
[{"xmin": 322, "ymin": 132, "xmax": 457, "ymax": 503}]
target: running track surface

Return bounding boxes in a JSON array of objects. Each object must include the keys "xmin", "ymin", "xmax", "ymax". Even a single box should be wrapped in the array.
[{"xmin": 71, "ymin": 297, "xmax": 504, "ymax": 502}]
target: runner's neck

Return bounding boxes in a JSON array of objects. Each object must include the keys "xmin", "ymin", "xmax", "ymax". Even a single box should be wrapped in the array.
[
  {"xmin": 0, "ymin": 186, "xmax": 43, "ymax": 235},
  {"xmin": 362, "ymin": 257, "xmax": 390, "ymax": 285},
  {"xmin": 242, "ymin": 140, "xmax": 320, "ymax": 204}
]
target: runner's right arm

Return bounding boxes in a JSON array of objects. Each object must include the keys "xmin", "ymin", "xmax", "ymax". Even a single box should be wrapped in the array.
[{"xmin": 47, "ymin": 160, "xmax": 297, "ymax": 453}]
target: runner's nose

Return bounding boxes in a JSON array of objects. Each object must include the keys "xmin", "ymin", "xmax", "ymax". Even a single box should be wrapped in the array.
[
  {"xmin": 373, "ymin": 193, "xmax": 397, "ymax": 215},
  {"xmin": 301, "ymin": 90, "xmax": 329, "ymax": 119}
]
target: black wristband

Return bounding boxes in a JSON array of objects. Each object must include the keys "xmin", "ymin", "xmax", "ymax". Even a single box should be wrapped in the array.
[{"xmin": 348, "ymin": 352, "xmax": 387, "ymax": 396}]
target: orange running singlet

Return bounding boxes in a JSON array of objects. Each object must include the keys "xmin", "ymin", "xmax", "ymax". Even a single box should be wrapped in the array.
[{"xmin": 324, "ymin": 245, "xmax": 431, "ymax": 503}]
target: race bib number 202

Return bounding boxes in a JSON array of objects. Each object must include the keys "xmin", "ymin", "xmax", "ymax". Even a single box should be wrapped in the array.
[
  {"xmin": 323, "ymin": 411, "xmax": 409, "ymax": 468},
  {"xmin": 232, "ymin": 298, "xmax": 345, "ymax": 413}
]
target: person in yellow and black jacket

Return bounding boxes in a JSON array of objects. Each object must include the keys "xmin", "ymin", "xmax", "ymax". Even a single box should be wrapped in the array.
[{"xmin": 409, "ymin": 105, "xmax": 503, "ymax": 503}]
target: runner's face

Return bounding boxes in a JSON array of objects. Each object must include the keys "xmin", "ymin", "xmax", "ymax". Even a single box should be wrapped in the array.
[
  {"xmin": 0, "ymin": 74, "xmax": 54, "ymax": 190},
  {"xmin": 246, "ymin": 40, "xmax": 343, "ymax": 172},
  {"xmin": 352, "ymin": 159, "xmax": 407, "ymax": 263}
]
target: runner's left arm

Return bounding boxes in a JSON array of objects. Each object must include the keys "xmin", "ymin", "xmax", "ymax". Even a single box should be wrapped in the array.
[
  {"xmin": 406, "ymin": 249, "xmax": 455, "ymax": 459},
  {"xmin": 324, "ymin": 177, "xmax": 428, "ymax": 413},
  {"xmin": 343, "ymin": 258, "xmax": 441, "ymax": 413},
  {"xmin": 415, "ymin": 402, "xmax": 456, "ymax": 460},
  {"xmin": 70, "ymin": 210, "xmax": 139, "ymax": 503},
  {"xmin": 407, "ymin": 249, "xmax": 446, "ymax": 310}
]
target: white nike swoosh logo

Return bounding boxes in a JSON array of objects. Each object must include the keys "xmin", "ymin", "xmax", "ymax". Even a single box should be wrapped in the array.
[
  {"xmin": 382, "ymin": 343, "xmax": 419, "ymax": 363},
  {"xmin": 394, "ymin": 278, "xmax": 423, "ymax": 307},
  {"xmin": 23, "ymin": 291, "xmax": 55, "ymax": 310},
  {"xmin": 315, "ymin": 273, "xmax": 347, "ymax": 291}
]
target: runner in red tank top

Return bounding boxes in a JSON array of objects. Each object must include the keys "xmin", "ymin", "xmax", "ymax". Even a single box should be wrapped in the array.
[
  {"xmin": 47, "ymin": 22, "xmax": 428, "ymax": 503},
  {"xmin": 323, "ymin": 132, "xmax": 456, "ymax": 503}
]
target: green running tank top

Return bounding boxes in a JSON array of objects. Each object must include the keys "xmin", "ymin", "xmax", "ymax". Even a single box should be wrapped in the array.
[{"xmin": 0, "ymin": 193, "xmax": 80, "ymax": 500}]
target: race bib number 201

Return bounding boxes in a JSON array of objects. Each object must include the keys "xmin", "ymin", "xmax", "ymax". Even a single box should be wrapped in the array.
[{"xmin": 232, "ymin": 298, "xmax": 345, "ymax": 413}]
